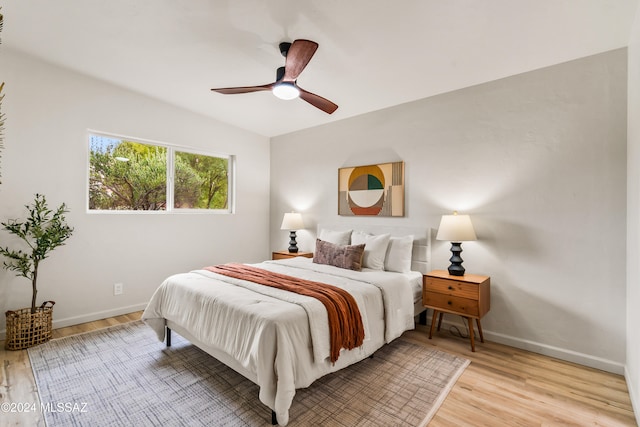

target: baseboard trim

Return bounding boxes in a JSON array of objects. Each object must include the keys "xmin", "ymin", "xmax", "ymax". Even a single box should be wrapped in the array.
[
  {"xmin": 625, "ymin": 366, "xmax": 640, "ymax": 424},
  {"xmin": 434, "ymin": 318, "xmax": 624, "ymax": 375},
  {"xmin": 0, "ymin": 303, "xmax": 148, "ymax": 341},
  {"xmin": 484, "ymin": 329, "xmax": 624, "ymax": 374}
]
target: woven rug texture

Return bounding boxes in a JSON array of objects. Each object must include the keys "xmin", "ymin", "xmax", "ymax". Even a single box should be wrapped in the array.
[{"xmin": 28, "ymin": 320, "xmax": 469, "ymax": 426}]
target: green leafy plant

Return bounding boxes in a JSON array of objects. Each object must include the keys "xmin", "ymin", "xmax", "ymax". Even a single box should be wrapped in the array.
[{"xmin": 0, "ymin": 194, "xmax": 74, "ymax": 313}]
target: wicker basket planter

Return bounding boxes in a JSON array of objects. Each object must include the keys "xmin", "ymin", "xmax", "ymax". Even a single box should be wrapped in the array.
[{"xmin": 5, "ymin": 301, "xmax": 55, "ymax": 350}]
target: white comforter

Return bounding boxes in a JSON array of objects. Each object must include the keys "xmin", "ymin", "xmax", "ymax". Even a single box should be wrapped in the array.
[{"xmin": 142, "ymin": 257, "xmax": 416, "ymax": 425}]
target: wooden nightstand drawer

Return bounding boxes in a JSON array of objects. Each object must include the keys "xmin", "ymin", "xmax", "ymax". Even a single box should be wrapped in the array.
[
  {"xmin": 423, "ymin": 291, "xmax": 480, "ymax": 316},
  {"xmin": 425, "ymin": 277, "xmax": 478, "ymax": 299}
]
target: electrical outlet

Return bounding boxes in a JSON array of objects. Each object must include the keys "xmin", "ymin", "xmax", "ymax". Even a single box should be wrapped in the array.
[{"xmin": 113, "ymin": 283, "xmax": 123, "ymax": 296}]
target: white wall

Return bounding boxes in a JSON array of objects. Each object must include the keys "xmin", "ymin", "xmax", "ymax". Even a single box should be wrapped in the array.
[
  {"xmin": 271, "ymin": 49, "xmax": 627, "ymax": 373},
  {"xmin": 0, "ymin": 49, "xmax": 270, "ymax": 334},
  {"xmin": 627, "ymin": 3, "xmax": 640, "ymax": 417}
]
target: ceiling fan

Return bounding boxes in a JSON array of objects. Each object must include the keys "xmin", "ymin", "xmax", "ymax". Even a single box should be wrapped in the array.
[{"xmin": 211, "ymin": 39, "xmax": 338, "ymax": 114}]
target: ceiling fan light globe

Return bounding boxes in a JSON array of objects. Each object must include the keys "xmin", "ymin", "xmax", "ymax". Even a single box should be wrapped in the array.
[{"xmin": 272, "ymin": 83, "xmax": 300, "ymax": 100}]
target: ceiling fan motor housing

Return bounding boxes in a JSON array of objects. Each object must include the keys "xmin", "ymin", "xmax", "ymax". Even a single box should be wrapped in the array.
[{"xmin": 279, "ymin": 42, "xmax": 292, "ymax": 57}]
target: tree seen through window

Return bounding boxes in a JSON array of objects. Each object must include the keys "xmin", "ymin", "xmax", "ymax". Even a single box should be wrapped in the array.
[{"xmin": 89, "ymin": 134, "xmax": 230, "ymax": 211}]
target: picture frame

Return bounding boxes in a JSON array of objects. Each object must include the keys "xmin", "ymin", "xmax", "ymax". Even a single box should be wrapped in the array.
[{"xmin": 338, "ymin": 161, "xmax": 405, "ymax": 217}]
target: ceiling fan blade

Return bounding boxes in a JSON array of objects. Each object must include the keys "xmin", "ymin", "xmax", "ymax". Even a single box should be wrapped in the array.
[
  {"xmin": 211, "ymin": 83, "xmax": 274, "ymax": 95},
  {"xmin": 283, "ymin": 39, "xmax": 318, "ymax": 81},
  {"xmin": 298, "ymin": 87, "xmax": 338, "ymax": 114}
]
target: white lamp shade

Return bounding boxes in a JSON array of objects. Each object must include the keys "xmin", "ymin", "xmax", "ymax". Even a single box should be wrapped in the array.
[
  {"xmin": 436, "ymin": 212, "xmax": 477, "ymax": 242},
  {"xmin": 280, "ymin": 212, "xmax": 304, "ymax": 230}
]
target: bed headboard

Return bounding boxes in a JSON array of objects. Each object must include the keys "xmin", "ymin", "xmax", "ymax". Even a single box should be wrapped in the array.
[{"xmin": 316, "ymin": 223, "xmax": 431, "ymax": 274}]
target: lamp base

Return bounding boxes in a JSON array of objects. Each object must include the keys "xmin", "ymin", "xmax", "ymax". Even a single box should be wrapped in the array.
[
  {"xmin": 288, "ymin": 231, "xmax": 299, "ymax": 253},
  {"xmin": 447, "ymin": 242, "xmax": 465, "ymax": 276}
]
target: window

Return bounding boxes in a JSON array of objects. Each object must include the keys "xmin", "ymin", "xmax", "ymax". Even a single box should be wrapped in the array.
[{"xmin": 88, "ymin": 132, "xmax": 233, "ymax": 213}]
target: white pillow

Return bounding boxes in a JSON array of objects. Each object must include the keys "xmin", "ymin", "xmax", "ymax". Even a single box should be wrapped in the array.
[
  {"xmin": 351, "ymin": 232, "xmax": 391, "ymax": 270},
  {"xmin": 318, "ymin": 229, "xmax": 352, "ymax": 246},
  {"xmin": 384, "ymin": 235, "xmax": 414, "ymax": 273}
]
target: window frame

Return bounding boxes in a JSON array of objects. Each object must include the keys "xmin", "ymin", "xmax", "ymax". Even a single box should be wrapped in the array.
[{"xmin": 87, "ymin": 130, "xmax": 235, "ymax": 214}]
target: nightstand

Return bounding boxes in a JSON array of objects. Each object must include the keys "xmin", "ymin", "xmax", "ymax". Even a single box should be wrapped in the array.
[
  {"xmin": 423, "ymin": 270, "xmax": 490, "ymax": 351},
  {"xmin": 272, "ymin": 251, "xmax": 313, "ymax": 260}
]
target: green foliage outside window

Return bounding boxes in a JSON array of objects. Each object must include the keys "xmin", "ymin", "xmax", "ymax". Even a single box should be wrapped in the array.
[
  {"xmin": 89, "ymin": 135, "xmax": 230, "ymax": 211},
  {"xmin": 90, "ymin": 140, "xmax": 167, "ymax": 210},
  {"xmin": 175, "ymin": 151, "xmax": 229, "ymax": 209}
]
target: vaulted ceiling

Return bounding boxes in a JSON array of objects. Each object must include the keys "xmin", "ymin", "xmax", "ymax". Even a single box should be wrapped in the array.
[{"xmin": 3, "ymin": 1, "xmax": 638, "ymax": 137}]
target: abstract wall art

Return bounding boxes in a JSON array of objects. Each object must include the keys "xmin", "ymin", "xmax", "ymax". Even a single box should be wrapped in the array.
[{"xmin": 338, "ymin": 161, "xmax": 404, "ymax": 217}]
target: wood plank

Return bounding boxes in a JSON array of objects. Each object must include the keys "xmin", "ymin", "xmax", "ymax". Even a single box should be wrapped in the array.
[
  {"xmin": 406, "ymin": 325, "xmax": 636, "ymax": 426},
  {"xmin": 0, "ymin": 342, "xmax": 45, "ymax": 427}
]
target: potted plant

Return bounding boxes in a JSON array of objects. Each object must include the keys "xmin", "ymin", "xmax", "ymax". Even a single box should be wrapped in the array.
[{"xmin": 0, "ymin": 194, "xmax": 74, "ymax": 350}]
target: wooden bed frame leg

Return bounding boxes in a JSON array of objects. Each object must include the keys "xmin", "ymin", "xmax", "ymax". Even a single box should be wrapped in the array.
[
  {"xmin": 166, "ymin": 326, "xmax": 172, "ymax": 347},
  {"xmin": 271, "ymin": 410, "xmax": 278, "ymax": 425}
]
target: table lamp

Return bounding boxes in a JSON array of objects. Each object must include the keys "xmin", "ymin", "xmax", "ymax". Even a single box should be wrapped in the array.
[
  {"xmin": 436, "ymin": 211, "xmax": 477, "ymax": 276},
  {"xmin": 280, "ymin": 212, "xmax": 304, "ymax": 253}
]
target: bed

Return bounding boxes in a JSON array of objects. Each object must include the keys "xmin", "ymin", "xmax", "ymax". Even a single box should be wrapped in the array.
[{"xmin": 142, "ymin": 225, "xmax": 431, "ymax": 425}]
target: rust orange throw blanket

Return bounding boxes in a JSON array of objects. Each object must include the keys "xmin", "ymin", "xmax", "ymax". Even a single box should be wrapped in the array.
[{"xmin": 204, "ymin": 263, "xmax": 365, "ymax": 363}]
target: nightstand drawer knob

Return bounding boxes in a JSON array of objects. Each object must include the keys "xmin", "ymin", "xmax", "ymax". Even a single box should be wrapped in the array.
[
  {"xmin": 447, "ymin": 301, "xmax": 452, "ymax": 305},
  {"xmin": 448, "ymin": 286, "xmax": 454, "ymax": 290}
]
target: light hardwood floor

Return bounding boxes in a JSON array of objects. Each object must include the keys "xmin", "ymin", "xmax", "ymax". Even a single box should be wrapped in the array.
[{"xmin": 1, "ymin": 312, "xmax": 636, "ymax": 426}]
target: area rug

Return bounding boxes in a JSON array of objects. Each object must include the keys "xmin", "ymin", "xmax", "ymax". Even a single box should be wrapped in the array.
[{"xmin": 28, "ymin": 321, "xmax": 469, "ymax": 426}]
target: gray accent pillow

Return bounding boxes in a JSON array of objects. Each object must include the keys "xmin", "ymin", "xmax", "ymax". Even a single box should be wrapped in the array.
[{"xmin": 313, "ymin": 239, "xmax": 365, "ymax": 271}]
